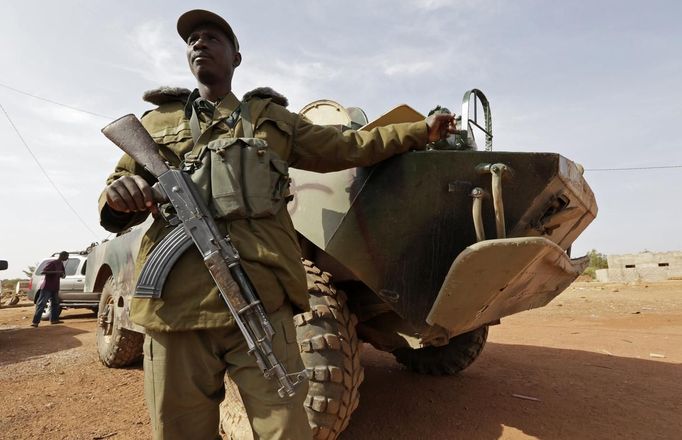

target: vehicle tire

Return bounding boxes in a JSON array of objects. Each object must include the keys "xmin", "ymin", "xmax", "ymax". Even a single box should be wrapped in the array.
[
  {"xmin": 220, "ymin": 259, "xmax": 364, "ymax": 440},
  {"xmin": 41, "ymin": 298, "xmax": 62, "ymax": 321},
  {"xmin": 220, "ymin": 381, "xmax": 254, "ymax": 440},
  {"xmin": 96, "ymin": 277, "xmax": 143, "ymax": 367},
  {"xmin": 392, "ymin": 325, "xmax": 488, "ymax": 375}
]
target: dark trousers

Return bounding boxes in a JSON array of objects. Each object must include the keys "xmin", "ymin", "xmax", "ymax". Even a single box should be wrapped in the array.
[{"xmin": 32, "ymin": 289, "xmax": 60, "ymax": 324}]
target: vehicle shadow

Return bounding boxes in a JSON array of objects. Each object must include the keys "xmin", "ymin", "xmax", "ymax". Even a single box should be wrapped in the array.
[
  {"xmin": 0, "ymin": 325, "xmax": 88, "ymax": 366},
  {"xmin": 342, "ymin": 342, "xmax": 682, "ymax": 440}
]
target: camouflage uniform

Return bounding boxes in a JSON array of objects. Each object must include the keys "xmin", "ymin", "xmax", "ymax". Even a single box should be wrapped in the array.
[{"xmin": 100, "ymin": 87, "xmax": 428, "ymax": 439}]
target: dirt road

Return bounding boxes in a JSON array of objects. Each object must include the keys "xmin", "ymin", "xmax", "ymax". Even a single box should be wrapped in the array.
[{"xmin": 1, "ymin": 281, "xmax": 680, "ymax": 440}]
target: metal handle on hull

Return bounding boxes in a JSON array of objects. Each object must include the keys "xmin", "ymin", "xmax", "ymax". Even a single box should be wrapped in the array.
[
  {"xmin": 490, "ymin": 164, "xmax": 508, "ymax": 238},
  {"xmin": 470, "ymin": 187, "xmax": 487, "ymax": 242},
  {"xmin": 474, "ymin": 163, "xmax": 510, "ymax": 239},
  {"xmin": 461, "ymin": 89, "xmax": 493, "ymax": 151}
]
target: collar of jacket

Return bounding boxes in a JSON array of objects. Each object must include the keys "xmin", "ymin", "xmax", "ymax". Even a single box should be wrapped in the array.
[{"xmin": 184, "ymin": 89, "xmax": 241, "ymax": 120}]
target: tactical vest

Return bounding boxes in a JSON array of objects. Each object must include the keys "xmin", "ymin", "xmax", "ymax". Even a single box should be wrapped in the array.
[
  {"xmin": 144, "ymin": 87, "xmax": 292, "ymax": 220},
  {"xmin": 187, "ymin": 100, "xmax": 291, "ymax": 220}
]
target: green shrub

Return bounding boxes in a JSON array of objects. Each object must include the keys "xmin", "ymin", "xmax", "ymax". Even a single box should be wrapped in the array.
[{"xmin": 582, "ymin": 249, "xmax": 608, "ymax": 279}]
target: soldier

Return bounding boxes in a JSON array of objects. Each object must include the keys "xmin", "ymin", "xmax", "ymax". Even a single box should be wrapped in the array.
[{"xmin": 99, "ymin": 9, "xmax": 455, "ymax": 440}]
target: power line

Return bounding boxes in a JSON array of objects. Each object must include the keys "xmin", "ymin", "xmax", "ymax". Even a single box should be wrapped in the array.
[
  {"xmin": 0, "ymin": 81, "xmax": 113, "ymax": 120},
  {"xmin": 0, "ymin": 102, "xmax": 100, "ymax": 240},
  {"xmin": 585, "ymin": 165, "xmax": 682, "ymax": 172}
]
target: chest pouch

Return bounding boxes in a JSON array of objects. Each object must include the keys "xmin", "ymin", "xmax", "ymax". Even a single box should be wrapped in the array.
[{"xmin": 187, "ymin": 101, "xmax": 291, "ymax": 220}]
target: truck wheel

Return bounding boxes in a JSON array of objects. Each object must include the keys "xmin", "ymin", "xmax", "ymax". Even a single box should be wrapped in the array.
[
  {"xmin": 220, "ymin": 260, "xmax": 364, "ymax": 440},
  {"xmin": 41, "ymin": 298, "xmax": 62, "ymax": 321},
  {"xmin": 392, "ymin": 326, "xmax": 488, "ymax": 375},
  {"xmin": 96, "ymin": 277, "xmax": 143, "ymax": 367}
]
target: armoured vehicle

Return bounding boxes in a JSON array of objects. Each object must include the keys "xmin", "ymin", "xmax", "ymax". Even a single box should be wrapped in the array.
[{"xmin": 86, "ymin": 90, "xmax": 597, "ymax": 439}]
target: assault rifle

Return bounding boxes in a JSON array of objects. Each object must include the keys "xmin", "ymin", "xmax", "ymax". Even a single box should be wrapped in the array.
[{"xmin": 101, "ymin": 114, "xmax": 306, "ymax": 398}]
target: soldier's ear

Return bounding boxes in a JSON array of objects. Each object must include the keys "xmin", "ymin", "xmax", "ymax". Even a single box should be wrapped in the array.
[{"xmin": 233, "ymin": 52, "xmax": 242, "ymax": 68}]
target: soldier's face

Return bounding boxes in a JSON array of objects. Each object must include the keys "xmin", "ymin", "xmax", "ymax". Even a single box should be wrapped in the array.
[{"xmin": 186, "ymin": 23, "xmax": 241, "ymax": 85}]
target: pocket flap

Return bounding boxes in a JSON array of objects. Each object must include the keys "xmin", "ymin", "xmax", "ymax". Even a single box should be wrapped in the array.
[
  {"xmin": 207, "ymin": 137, "xmax": 269, "ymax": 151},
  {"xmin": 256, "ymin": 117, "xmax": 293, "ymax": 136},
  {"xmin": 149, "ymin": 121, "xmax": 192, "ymax": 144},
  {"xmin": 207, "ymin": 137, "xmax": 241, "ymax": 151},
  {"xmin": 282, "ymin": 317, "xmax": 298, "ymax": 344}
]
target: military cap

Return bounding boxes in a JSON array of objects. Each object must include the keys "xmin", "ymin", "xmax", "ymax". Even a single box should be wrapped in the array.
[{"xmin": 177, "ymin": 9, "xmax": 240, "ymax": 50}]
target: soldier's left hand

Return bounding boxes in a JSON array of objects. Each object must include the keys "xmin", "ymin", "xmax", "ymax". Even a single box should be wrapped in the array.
[{"xmin": 425, "ymin": 113, "xmax": 456, "ymax": 143}]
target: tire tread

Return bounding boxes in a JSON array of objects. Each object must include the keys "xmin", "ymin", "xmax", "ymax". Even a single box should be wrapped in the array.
[{"xmin": 96, "ymin": 277, "xmax": 143, "ymax": 368}]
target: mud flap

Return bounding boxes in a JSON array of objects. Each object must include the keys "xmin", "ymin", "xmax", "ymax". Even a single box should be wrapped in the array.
[{"xmin": 426, "ymin": 237, "xmax": 587, "ymax": 336}]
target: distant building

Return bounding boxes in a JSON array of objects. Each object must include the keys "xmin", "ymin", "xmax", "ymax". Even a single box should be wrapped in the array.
[{"xmin": 596, "ymin": 251, "xmax": 682, "ymax": 282}]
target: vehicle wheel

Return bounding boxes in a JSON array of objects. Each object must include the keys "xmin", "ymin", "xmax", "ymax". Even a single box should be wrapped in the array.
[
  {"xmin": 220, "ymin": 381, "xmax": 254, "ymax": 440},
  {"xmin": 96, "ymin": 276, "xmax": 143, "ymax": 367},
  {"xmin": 220, "ymin": 259, "xmax": 364, "ymax": 440},
  {"xmin": 392, "ymin": 326, "xmax": 488, "ymax": 375},
  {"xmin": 41, "ymin": 298, "xmax": 62, "ymax": 321}
]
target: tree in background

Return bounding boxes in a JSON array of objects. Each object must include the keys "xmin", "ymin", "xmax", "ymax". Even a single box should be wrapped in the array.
[
  {"xmin": 582, "ymin": 249, "xmax": 608, "ymax": 279},
  {"xmin": 22, "ymin": 265, "xmax": 36, "ymax": 278}
]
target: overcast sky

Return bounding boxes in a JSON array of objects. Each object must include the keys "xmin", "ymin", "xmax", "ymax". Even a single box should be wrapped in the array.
[{"xmin": 1, "ymin": 0, "xmax": 681, "ymax": 278}]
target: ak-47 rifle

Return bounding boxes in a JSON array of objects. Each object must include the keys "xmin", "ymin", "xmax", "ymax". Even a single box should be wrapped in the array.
[{"xmin": 101, "ymin": 114, "xmax": 307, "ymax": 398}]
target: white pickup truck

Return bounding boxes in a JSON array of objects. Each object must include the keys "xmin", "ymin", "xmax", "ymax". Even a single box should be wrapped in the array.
[{"xmin": 28, "ymin": 252, "xmax": 99, "ymax": 320}]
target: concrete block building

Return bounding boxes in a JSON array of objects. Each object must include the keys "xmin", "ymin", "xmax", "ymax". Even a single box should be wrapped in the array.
[{"xmin": 596, "ymin": 251, "xmax": 682, "ymax": 282}]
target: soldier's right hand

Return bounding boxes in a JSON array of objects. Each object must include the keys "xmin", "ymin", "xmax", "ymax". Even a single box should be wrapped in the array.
[{"xmin": 105, "ymin": 175, "xmax": 157, "ymax": 214}]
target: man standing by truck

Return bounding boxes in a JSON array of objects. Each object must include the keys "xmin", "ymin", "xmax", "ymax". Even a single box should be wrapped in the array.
[
  {"xmin": 99, "ymin": 8, "xmax": 454, "ymax": 439},
  {"xmin": 31, "ymin": 251, "xmax": 68, "ymax": 327}
]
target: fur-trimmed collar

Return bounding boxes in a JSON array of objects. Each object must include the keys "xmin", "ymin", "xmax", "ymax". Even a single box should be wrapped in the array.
[
  {"xmin": 243, "ymin": 87, "xmax": 288, "ymax": 107},
  {"xmin": 142, "ymin": 86, "xmax": 288, "ymax": 108},
  {"xmin": 143, "ymin": 87, "xmax": 192, "ymax": 106}
]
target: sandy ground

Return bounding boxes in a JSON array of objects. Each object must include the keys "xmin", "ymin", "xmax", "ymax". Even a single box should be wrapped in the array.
[{"xmin": 1, "ymin": 281, "xmax": 680, "ymax": 440}]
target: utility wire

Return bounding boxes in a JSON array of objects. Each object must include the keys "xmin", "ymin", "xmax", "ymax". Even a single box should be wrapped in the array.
[
  {"xmin": 585, "ymin": 165, "xmax": 682, "ymax": 172},
  {"xmin": 0, "ymin": 102, "xmax": 100, "ymax": 240},
  {"xmin": 1, "ymin": 82, "xmax": 680, "ymax": 175},
  {"xmin": 0, "ymin": 81, "xmax": 113, "ymax": 120}
]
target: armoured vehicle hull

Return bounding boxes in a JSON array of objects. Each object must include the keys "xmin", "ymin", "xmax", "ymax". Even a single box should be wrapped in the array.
[{"xmin": 289, "ymin": 98, "xmax": 596, "ymax": 353}]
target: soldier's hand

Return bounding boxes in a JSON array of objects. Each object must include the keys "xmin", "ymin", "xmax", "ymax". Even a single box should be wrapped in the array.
[
  {"xmin": 425, "ymin": 112, "xmax": 456, "ymax": 143},
  {"xmin": 105, "ymin": 175, "xmax": 157, "ymax": 214}
]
